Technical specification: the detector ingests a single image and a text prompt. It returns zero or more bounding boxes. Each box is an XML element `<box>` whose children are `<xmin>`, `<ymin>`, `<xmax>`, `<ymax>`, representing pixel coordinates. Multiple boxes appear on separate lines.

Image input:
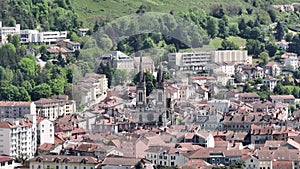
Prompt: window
<box><xmin>56</xmin><ymin>166</ymin><xmax>59</xmax><ymax>169</ymax></box>
<box><xmin>171</xmin><ymin>162</ymin><xmax>175</xmax><ymax>166</ymax></box>
<box><xmin>158</xmin><ymin>92</ymin><xmax>162</xmax><ymax>102</ymax></box>
<box><xmin>65</xmin><ymin>166</ymin><xmax>68</xmax><ymax>169</ymax></box>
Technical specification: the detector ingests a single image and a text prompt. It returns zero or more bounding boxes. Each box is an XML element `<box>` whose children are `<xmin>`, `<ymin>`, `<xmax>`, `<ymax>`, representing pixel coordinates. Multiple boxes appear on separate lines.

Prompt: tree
<box><xmin>285</xmin><ymin>33</ymin><xmax>293</xmax><ymax>42</ymax></box>
<box><xmin>221</xmin><ymin>40</ymin><xmax>239</xmax><ymax>50</ymax></box>
<box><xmin>275</xmin><ymin>22</ymin><xmax>284</xmax><ymax>41</ymax></box>
<box><xmin>265</xmin><ymin>42</ymin><xmax>278</xmax><ymax>57</ymax></box>
<box><xmin>218</xmin><ymin>20</ymin><xmax>229</xmax><ymax>39</ymax></box>
<box><xmin>259</xmin><ymin>52</ymin><xmax>270</xmax><ymax>64</ymax></box>
<box><xmin>31</xmin><ymin>83</ymin><xmax>52</xmax><ymax>101</ymax></box>
<box><xmin>18</xmin><ymin>58</ymin><xmax>37</xmax><ymax>77</ymax></box>
<box><xmin>7</xmin><ymin>34</ymin><xmax>20</xmax><ymax>48</ymax></box>
<box><xmin>229</xmin><ymin>23</ymin><xmax>239</xmax><ymax>36</ymax></box>
<box><xmin>246</xmin><ymin>39</ymin><xmax>263</xmax><ymax>57</ymax></box>
<box><xmin>134</xmin><ymin>161</ymin><xmax>144</xmax><ymax>169</ymax></box>
<box><xmin>206</xmin><ymin>17</ymin><xmax>218</xmax><ymax>38</ymax></box>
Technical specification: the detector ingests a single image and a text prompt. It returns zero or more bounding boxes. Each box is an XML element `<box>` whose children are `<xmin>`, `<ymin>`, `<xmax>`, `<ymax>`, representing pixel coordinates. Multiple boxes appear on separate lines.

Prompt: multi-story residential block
<box><xmin>265</xmin><ymin>62</ymin><xmax>281</xmax><ymax>77</ymax></box>
<box><xmin>207</xmin><ymin>100</ymin><xmax>230</xmax><ymax>113</ymax></box>
<box><xmin>29</xmin><ymin>155</ymin><xmax>99</xmax><ymax>169</ymax></box>
<box><xmin>168</xmin><ymin>52</ymin><xmax>211</xmax><ymax>71</ymax></box>
<box><xmin>208</xmin><ymin>62</ymin><xmax>235</xmax><ymax>76</ymax></box>
<box><xmin>239</xmin><ymin>93</ymin><xmax>261</xmax><ymax>103</ymax></box>
<box><xmin>74</xmin><ymin>73</ymin><xmax>108</xmax><ymax>107</ymax></box>
<box><xmin>284</xmin><ymin>53</ymin><xmax>299</xmax><ymax>70</ymax></box>
<box><xmin>184</xmin><ymin>132</ymin><xmax>215</xmax><ymax>147</ymax></box>
<box><xmin>0</xmin><ymin>101</ymin><xmax>36</xmax><ymax>118</ymax></box>
<box><xmin>251</xmin><ymin>124</ymin><xmax>273</xmax><ymax>145</ymax></box>
<box><xmin>263</xmin><ymin>77</ymin><xmax>278</xmax><ymax>92</ymax></box>
<box><xmin>0</xmin><ymin>119</ymin><xmax>37</xmax><ymax>159</ymax></box>
<box><xmin>0</xmin><ymin>155</ymin><xmax>15</xmax><ymax>169</ymax></box>
<box><xmin>20</xmin><ymin>30</ymin><xmax>67</xmax><ymax>44</ymax></box>
<box><xmin>34</xmin><ymin>97</ymin><xmax>76</xmax><ymax>121</ymax></box>
<box><xmin>100</xmin><ymin>51</ymin><xmax>134</xmax><ymax>70</ymax></box>
<box><xmin>211</xmin><ymin>50</ymin><xmax>252</xmax><ymax>64</ymax></box>
<box><xmin>0</xmin><ymin>21</ymin><xmax>20</xmax><ymax>44</ymax></box>
<box><xmin>37</xmin><ymin>118</ymin><xmax>54</xmax><ymax>146</ymax></box>
<box><xmin>145</xmin><ymin>146</ymin><xmax>189</xmax><ymax>167</ymax></box>
<box><xmin>269</xmin><ymin>95</ymin><xmax>295</xmax><ymax>104</ymax></box>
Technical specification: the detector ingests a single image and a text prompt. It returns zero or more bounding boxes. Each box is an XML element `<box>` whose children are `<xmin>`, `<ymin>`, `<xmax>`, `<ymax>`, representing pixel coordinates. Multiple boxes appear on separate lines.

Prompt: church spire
<box><xmin>157</xmin><ymin>58</ymin><xmax>164</xmax><ymax>89</ymax></box>
<box><xmin>139</xmin><ymin>54</ymin><xmax>144</xmax><ymax>83</ymax></box>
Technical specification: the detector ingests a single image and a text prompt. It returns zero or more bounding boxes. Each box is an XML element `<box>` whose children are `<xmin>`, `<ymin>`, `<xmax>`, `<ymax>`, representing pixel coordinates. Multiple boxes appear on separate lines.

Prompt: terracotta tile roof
<box><xmin>272</xmin><ymin>161</ymin><xmax>293</xmax><ymax>169</ymax></box>
<box><xmin>181</xmin><ymin>159</ymin><xmax>212</xmax><ymax>169</ymax></box>
<box><xmin>30</xmin><ymin>155</ymin><xmax>98</xmax><ymax>164</ymax></box>
<box><xmin>239</xmin><ymin>92</ymin><xmax>260</xmax><ymax>98</ymax></box>
<box><xmin>265</xmin><ymin>61</ymin><xmax>278</xmax><ymax>67</ymax></box>
<box><xmin>0</xmin><ymin>155</ymin><xmax>13</xmax><ymax>163</ymax></box>
<box><xmin>38</xmin><ymin>143</ymin><xmax>54</xmax><ymax>151</ymax></box>
<box><xmin>0</xmin><ymin>121</ymin><xmax>17</xmax><ymax>128</ymax></box>
<box><xmin>0</xmin><ymin>101</ymin><xmax>31</xmax><ymax>107</ymax></box>
<box><xmin>102</xmin><ymin>156</ymin><xmax>141</xmax><ymax>166</ymax></box>
<box><xmin>269</xmin><ymin>95</ymin><xmax>295</xmax><ymax>100</ymax></box>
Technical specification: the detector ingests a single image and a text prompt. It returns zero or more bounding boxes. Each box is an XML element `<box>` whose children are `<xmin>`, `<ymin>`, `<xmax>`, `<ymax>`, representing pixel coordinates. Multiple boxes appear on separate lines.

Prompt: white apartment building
<box><xmin>0</xmin><ymin>21</ymin><xmax>20</xmax><ymax>44</ymax></box>
<box><xmin>168</xmin><ymin>52</ymin><xmax>211</xmax><ymax>71</ymax></box>
<box><xmin>263</xmin><ymin>77</ymin><xmax>278</xmax><ymax>92</ymax></box>
<box><xmin>20</xmin><ymin>30</ymin><xmax>67</xmax><ymax>44</ymax></box>
<box><xmin>34</xmin><ymin>98</ymin><xmax>76</xmax><ymax>121</ymax></box>
<box><xmin>211</xmin><ymin>50</ymin><xmax>252</xmax><ymax>64</ymax></box>
<box><xmin>37</xmin><ymin>118</ymin><xmax>54</xmax><ymax>146</ymax></box>
<box><xmin>75</xmin><ymin>73</ymin><xmax>108</xmax><ymax>107</ymax></box>
<box><xmin>0</xmin><ymin>119</ymin><xmax>37</xmax><ymax>159</ymax></box>
<box><xmin>207</xmin><ymin>99</ymin><xmax>230</xmax><ymax>113</ymax></box>
<box><xmin>284</xmin><ymin>53</ymin><xmax>299</xmax><ymax>70</ymax></box>
<box><xmin>206</xmin><ymin>62</ymin><xmax>235</xmax><ymax>76</ymax></box>
<box><xmin>0</xmin><ymin>101</ymin><xmax>36</xmax><ymax>118</ymax></box>
<box><xmin>145</xmin><ymin>146</ymin><xmax>188</xmax><ymax>167</ymax></box>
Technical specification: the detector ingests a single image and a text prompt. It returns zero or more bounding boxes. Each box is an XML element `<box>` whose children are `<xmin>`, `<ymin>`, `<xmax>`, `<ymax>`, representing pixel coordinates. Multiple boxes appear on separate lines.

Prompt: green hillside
<box><xmin>71</xmin><ymin>0</ymin><xmax>298</xmax><ymax>27</ymax></box>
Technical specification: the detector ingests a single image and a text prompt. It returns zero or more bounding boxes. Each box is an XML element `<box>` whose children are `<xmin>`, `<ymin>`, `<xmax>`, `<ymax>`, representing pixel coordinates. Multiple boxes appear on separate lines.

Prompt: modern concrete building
<box><xmin>168</xmin><ymin>52</ymin><xmax>211</xmax><ymax>71</ymax></box>
<box><xmin>0</xmin><ymin>21</ymin><xmax>20</xmax><ymax>44</ymax></box>
<box><xmin>168</xmin><ymin>50</ymin><xmax>252</xmax><ymax>71</ymax></box>
<box><xmin>20</xmin><ymin>30</ymin><xmax>67</xmax><ymax>44</ymax></box>
<box><xmin>211</xmin><ymin>50</ymin><xmax>252</xmax><ymax>64</ymax></box>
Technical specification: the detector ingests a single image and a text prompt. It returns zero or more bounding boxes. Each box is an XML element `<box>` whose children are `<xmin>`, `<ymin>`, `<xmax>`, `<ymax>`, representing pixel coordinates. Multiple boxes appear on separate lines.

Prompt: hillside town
<box><xmin>2</xmin><ymin>1</ymin><xmax>300</xmax><ymax>169</ymax></box>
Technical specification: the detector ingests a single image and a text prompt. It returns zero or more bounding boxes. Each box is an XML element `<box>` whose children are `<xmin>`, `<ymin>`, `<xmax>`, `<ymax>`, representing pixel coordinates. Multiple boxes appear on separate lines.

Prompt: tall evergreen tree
<box><xmin>275</xmin><ymin>22</ymin><xmax>284</xmax><ymax>41</ymax></box>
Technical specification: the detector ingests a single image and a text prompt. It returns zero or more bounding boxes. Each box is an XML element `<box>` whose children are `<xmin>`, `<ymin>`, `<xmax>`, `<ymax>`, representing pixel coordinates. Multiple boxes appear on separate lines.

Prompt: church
<box><xmin>135</xmin><ymin>56</ymin><xmax>173</xmax><ymax>126</ymax></box>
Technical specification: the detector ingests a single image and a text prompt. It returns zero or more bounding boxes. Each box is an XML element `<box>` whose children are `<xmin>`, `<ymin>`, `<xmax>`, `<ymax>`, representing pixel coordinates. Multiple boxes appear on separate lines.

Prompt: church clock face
<box><xmin>147</xmin><ymin>114</ymin><xmax>154</xmax><ymax>122</ymax></box>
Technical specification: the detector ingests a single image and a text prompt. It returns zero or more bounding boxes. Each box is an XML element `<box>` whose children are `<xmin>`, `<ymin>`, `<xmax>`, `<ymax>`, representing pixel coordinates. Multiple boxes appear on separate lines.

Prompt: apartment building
<box><xmin>37</xmin><ymin>118</ymin><xmax>54</xmax><ymax>146</ymax></box>
<box><xmin>20</xmin><ymin>30</ymin><xmax>67</xmax><ymax>44</ymax></box>
<box><xmin>168</xmin><ymin>50</ymin><xmax>251</xmax><ymax>71</ymax></box>
<box><xmin>34</xmin><ymin>98</ymin><xmax>76</xmax><ymax>121</ymax></box>
<box><xmin>0</xmin><ymin>120</ymin><xmax>37</xmax><ymax>159</ymax></box>
<box><xmin>168</xmin><ymin>52</ymin><xmax>211</xmax><ymax>71</ymax></box>
<box><xmin>211</xmin><ymin>50</ymin><xmax>252</xmax><ymax>64</ymax></box>
<box><xmin>74</xmin><ymin>73</ymin><xmax>108</xmax><ymax>107</ymax></box>
<box><xmin>0</xmin><ymin>21</ymin><xmax>20</xmax><ymax>44</ymax></box>
<box><xmin>284</xmin><ymin>53</ymin><xmax>299</xmax><ymax>70</ymax></box>
<box><xmin>0</xmin><ymin>101</ymin><xmax>36</xmax><ymax>118</ymax></box>
<box><xmin>29</xmin><ymin>155</ymin><xmax>99</xmax><ymax>169</ymax></box>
